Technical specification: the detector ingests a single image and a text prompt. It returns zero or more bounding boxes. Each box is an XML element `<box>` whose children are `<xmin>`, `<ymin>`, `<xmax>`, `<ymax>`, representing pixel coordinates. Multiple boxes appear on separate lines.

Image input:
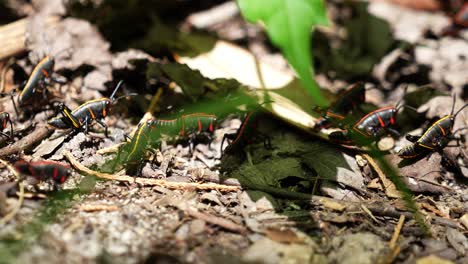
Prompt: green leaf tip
<box><xmin>238</xmin><ymin>0</ymin><xmax>330</xmax><ymax>107</ymax></box>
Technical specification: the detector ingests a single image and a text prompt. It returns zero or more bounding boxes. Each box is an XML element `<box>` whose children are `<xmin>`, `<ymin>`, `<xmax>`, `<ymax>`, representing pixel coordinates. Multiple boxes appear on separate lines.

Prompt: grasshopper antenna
<box><xmin>0</xmin><ymin>88</ymin><xmax>19</xmax><ymax>117</ymax></box>
<box><xmin>110</xmin><ymin>80</ymin><xmax>124</xmax><ymax>101</ymax></box>
<box><xmin>113</xmin><ymin>93</ymin><xmax>138</xmax><ymax>103</ymax></box>
<box><xmin>8</xmin><ymin>116</ymin><xmax>13</xmax><ymax>140</ymax></box>
<box><xmin>453</xmin><ymin>103</ymin><xmax>468</xmax><ymax>118</ymax></box>
<box><xmin>395</xmin><ymin>85</ymin><xmax>409</xmax><ymax>112</ymax></box>
<box><xmin>450</xmin><ymin>94</ymin><xmax>456</xmax><ymax>116</ymax></box>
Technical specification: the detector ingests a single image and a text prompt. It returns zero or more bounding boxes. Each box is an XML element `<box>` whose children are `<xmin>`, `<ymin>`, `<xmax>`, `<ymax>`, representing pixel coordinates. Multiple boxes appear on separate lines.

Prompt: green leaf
<box><xmin>237</xmin><ymin>0</ymin><xmax>329</xmax><ymax>107</ymax></box>
<box><xmin>146</xmin><ymin>62</ymin><xmax>246</xmax><ymax>103</ymax></box>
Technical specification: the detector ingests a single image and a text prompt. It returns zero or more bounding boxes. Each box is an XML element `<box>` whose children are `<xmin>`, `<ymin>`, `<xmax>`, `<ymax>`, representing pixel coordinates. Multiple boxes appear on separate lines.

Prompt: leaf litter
<box><xmin>0</xmin><ymin>0</ymin><xmax>467</xmax><ymax>263</ymax></box>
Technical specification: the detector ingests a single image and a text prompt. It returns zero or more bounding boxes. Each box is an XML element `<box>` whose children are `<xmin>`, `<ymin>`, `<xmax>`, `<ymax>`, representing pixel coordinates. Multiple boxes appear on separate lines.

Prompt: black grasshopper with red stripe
<box><xmin>352</xmin><ymin>105</ymin><xmax>402</xmax><ymax>139</ymax></box>
<box><xmin>328</xmin><ymin>89</ymin><xmax>417</xmax><ymax>145</ymax></box>
<box><xmin>0</xmin><ymin>112</ymin><xmax>13</xmax><ymax>140</ymax></box>
<box><xmin>48</xmin><ymin>81</ymin><xmax>126</xmax><ymax>137</ymax></box>
<box><xmin>117</xmin><ymin>113</ymin><xmax>217</xmax><ymax>175</ymax></box>
<box><xmin>329</xmin><ymin>105</ymin><xmax>403</xmax><ymax>145</ymax></box>
<box><xmin>14</xmin><ymin>160</ymin><xmax>71</xmax><ymax>186</ymax></box>
<box><xmin>398</xmin><ymin>98</ymin><xmax>468</xmax><ymax>159</ymax></box>
<box><xmin>221</xmin><ymin>112</ymin><xmax>271</xmax><ymax>155</ymax></box>
<box><xmin>314</xmin><ymin>82</ymin><xmax>366</xmax><ymax>130</ymax></box>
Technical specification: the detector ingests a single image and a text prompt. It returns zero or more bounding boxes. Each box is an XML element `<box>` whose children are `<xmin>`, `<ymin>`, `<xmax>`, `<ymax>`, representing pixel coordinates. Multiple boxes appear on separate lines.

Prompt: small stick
<box><xmin>182</xmin><ymin>206</ymin><xmax>247</xmax><ymax>233</ymax></box>
<box><xmin>78</xmin><ymin>204</ymin><xmax>120</xmax><ymax>212</ymax></box>
<box><xmin>361</xmin><ymin>204</ymin><xmax>382</xmax><ymax>225</ymax></box>
<box><xmin>385</xmin><ymin>214</ymin><xmax>405</xmax><ymax>263</ymax></box>
<box><xmin>0</xmin><ymin>125</ymin><xmax>53</xmax><ymax>157</ymax></box>
<box><xmin>147</xmin><ymin>87</ymin><xmax>164</xmax><ymax>114</ymax></box>
<box><xmin>390</xmin><ymin>214</ymin><xmax>405</xmax><ymax>250</ymax></box>
<box><xmin>63</xmin><ymin>150</ymin><xmax>240</xmax><ymax>192</ymax></box>
<box><xmin>0</xmin><ymin>159</ymin><xmax>24</xmax><ymax>225</ymax></box>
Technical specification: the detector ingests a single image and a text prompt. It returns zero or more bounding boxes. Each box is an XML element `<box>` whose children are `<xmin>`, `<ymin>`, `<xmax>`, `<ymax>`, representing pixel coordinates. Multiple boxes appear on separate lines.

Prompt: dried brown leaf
<box><xmin>264</xmin><ymin>228</ymin><xmax>304</xmax><ymax>244</ymax></box>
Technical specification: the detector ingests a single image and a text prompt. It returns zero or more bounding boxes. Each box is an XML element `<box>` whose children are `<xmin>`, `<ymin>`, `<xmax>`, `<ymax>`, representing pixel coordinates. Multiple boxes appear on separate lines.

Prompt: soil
<box><xmin>0</xmin><ymin>1</ymin><xmax>467</xmax><ymax>264</ymax></box>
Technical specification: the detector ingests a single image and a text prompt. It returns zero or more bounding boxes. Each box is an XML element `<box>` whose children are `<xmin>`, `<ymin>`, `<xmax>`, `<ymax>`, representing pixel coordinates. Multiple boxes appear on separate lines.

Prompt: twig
<box><xmin>78</xmin><ymin>204</ymin><xmax>120</xmax><ymax>212</ymax></box>
<box><xmin>390</xmin><ymin>215</ymin><xmax>405</xmax><ymax>250</ymax></box>
<box><xmin>183</xmin><ymin>206</ymin><xmax>247</xmax><ymax>233</ymax></box>
<box><xmin>63</xmin><ymin>150</ymin><xmax>240</xmax><ymax>192</ymax></box>
<box><xmin>0</xmin><ymin>158</ymin><xmax>20</xmax><ymax>179</ymax></box>
<box><xmin>336</xmin><ymin>198</ymin><xmax>414</xmax><ymax>220</ymax></box>
<box><xmin>0</xmin><ymin>125</ymin><xmax>53</xmax><ymax>157</ymax></box>
<box><xmin>363</xmin><ymin>154</ymin><xmax>401</xmax><ymax>198</ymax></box>
<box><xmin>385</xmin><ymin>215</ymin><xmax>405</xmax><ymax>264</ymax></box>
<box><xmin>147</xmin><ymin>87</ymin><xmax>164</xmax><ymax>114</ymax></box>
<box><xmin>361</xmin><ymin>204</ymin><xmax>383</xmax><ymax>225</ymax></box>
<box><xmin>0</xmin><ymin>158</ymin><xmax>24</xmax><ymax>225</ymax></box>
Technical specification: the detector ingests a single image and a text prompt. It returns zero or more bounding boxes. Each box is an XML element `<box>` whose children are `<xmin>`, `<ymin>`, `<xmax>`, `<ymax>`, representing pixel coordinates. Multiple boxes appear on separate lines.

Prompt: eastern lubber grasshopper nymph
<box><xmin>398</xmin><ymin>98</ymin><xmax>468</xmax><ymax>159</ymax></box>
<box><xmin>314</xmin><ymin>82</ymin><xmax>366</xmax><ymax>129</ymax></box>
<box><xmin>116</xmin><ymin>113</ymin><xmax>217</xmax><ymax>175</ymax></box>
<box><xmin>123</xmin><ymin>120</ymin><xmax>155</xmax><ymax>175</ymax></box>
<box><xmin>352</xmin><ymin>105</ymin><xmax>402</xmax><ymax>139</ymax></box>
<box><xmin>5</xmin><ymin>55</ymin><xmax>66</xmax><ymax>115</ymax></box>
<box><xmin>14</xmin><ymin>160</ymin><xmax>71</xmax><ymax>186</ymax></box>
<box><xmin>328</xmin><ymin>88</ymin><xmax>418</xmax><ymax>145</ymax></box>
<box><xmin>48</xmin><ymin>80</ymin><xmax>126</xmax><ymax>136</ymax></box>
<box><xmin>19</xmin><ymin>55</ymin><xmax>56</xmax><ymax>107</ymax></box>
<box><xmin>329</xmin><ymin>105</ymin><xmax>403</xmax><ymax>144</ymax></box>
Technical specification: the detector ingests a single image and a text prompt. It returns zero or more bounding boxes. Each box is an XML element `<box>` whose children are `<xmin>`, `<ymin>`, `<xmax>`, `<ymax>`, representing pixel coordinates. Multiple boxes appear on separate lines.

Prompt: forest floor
<box><xmin>0</xmin><ymin>0</ymin><xmax>467</xmax><ymax>263</ymax></box>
